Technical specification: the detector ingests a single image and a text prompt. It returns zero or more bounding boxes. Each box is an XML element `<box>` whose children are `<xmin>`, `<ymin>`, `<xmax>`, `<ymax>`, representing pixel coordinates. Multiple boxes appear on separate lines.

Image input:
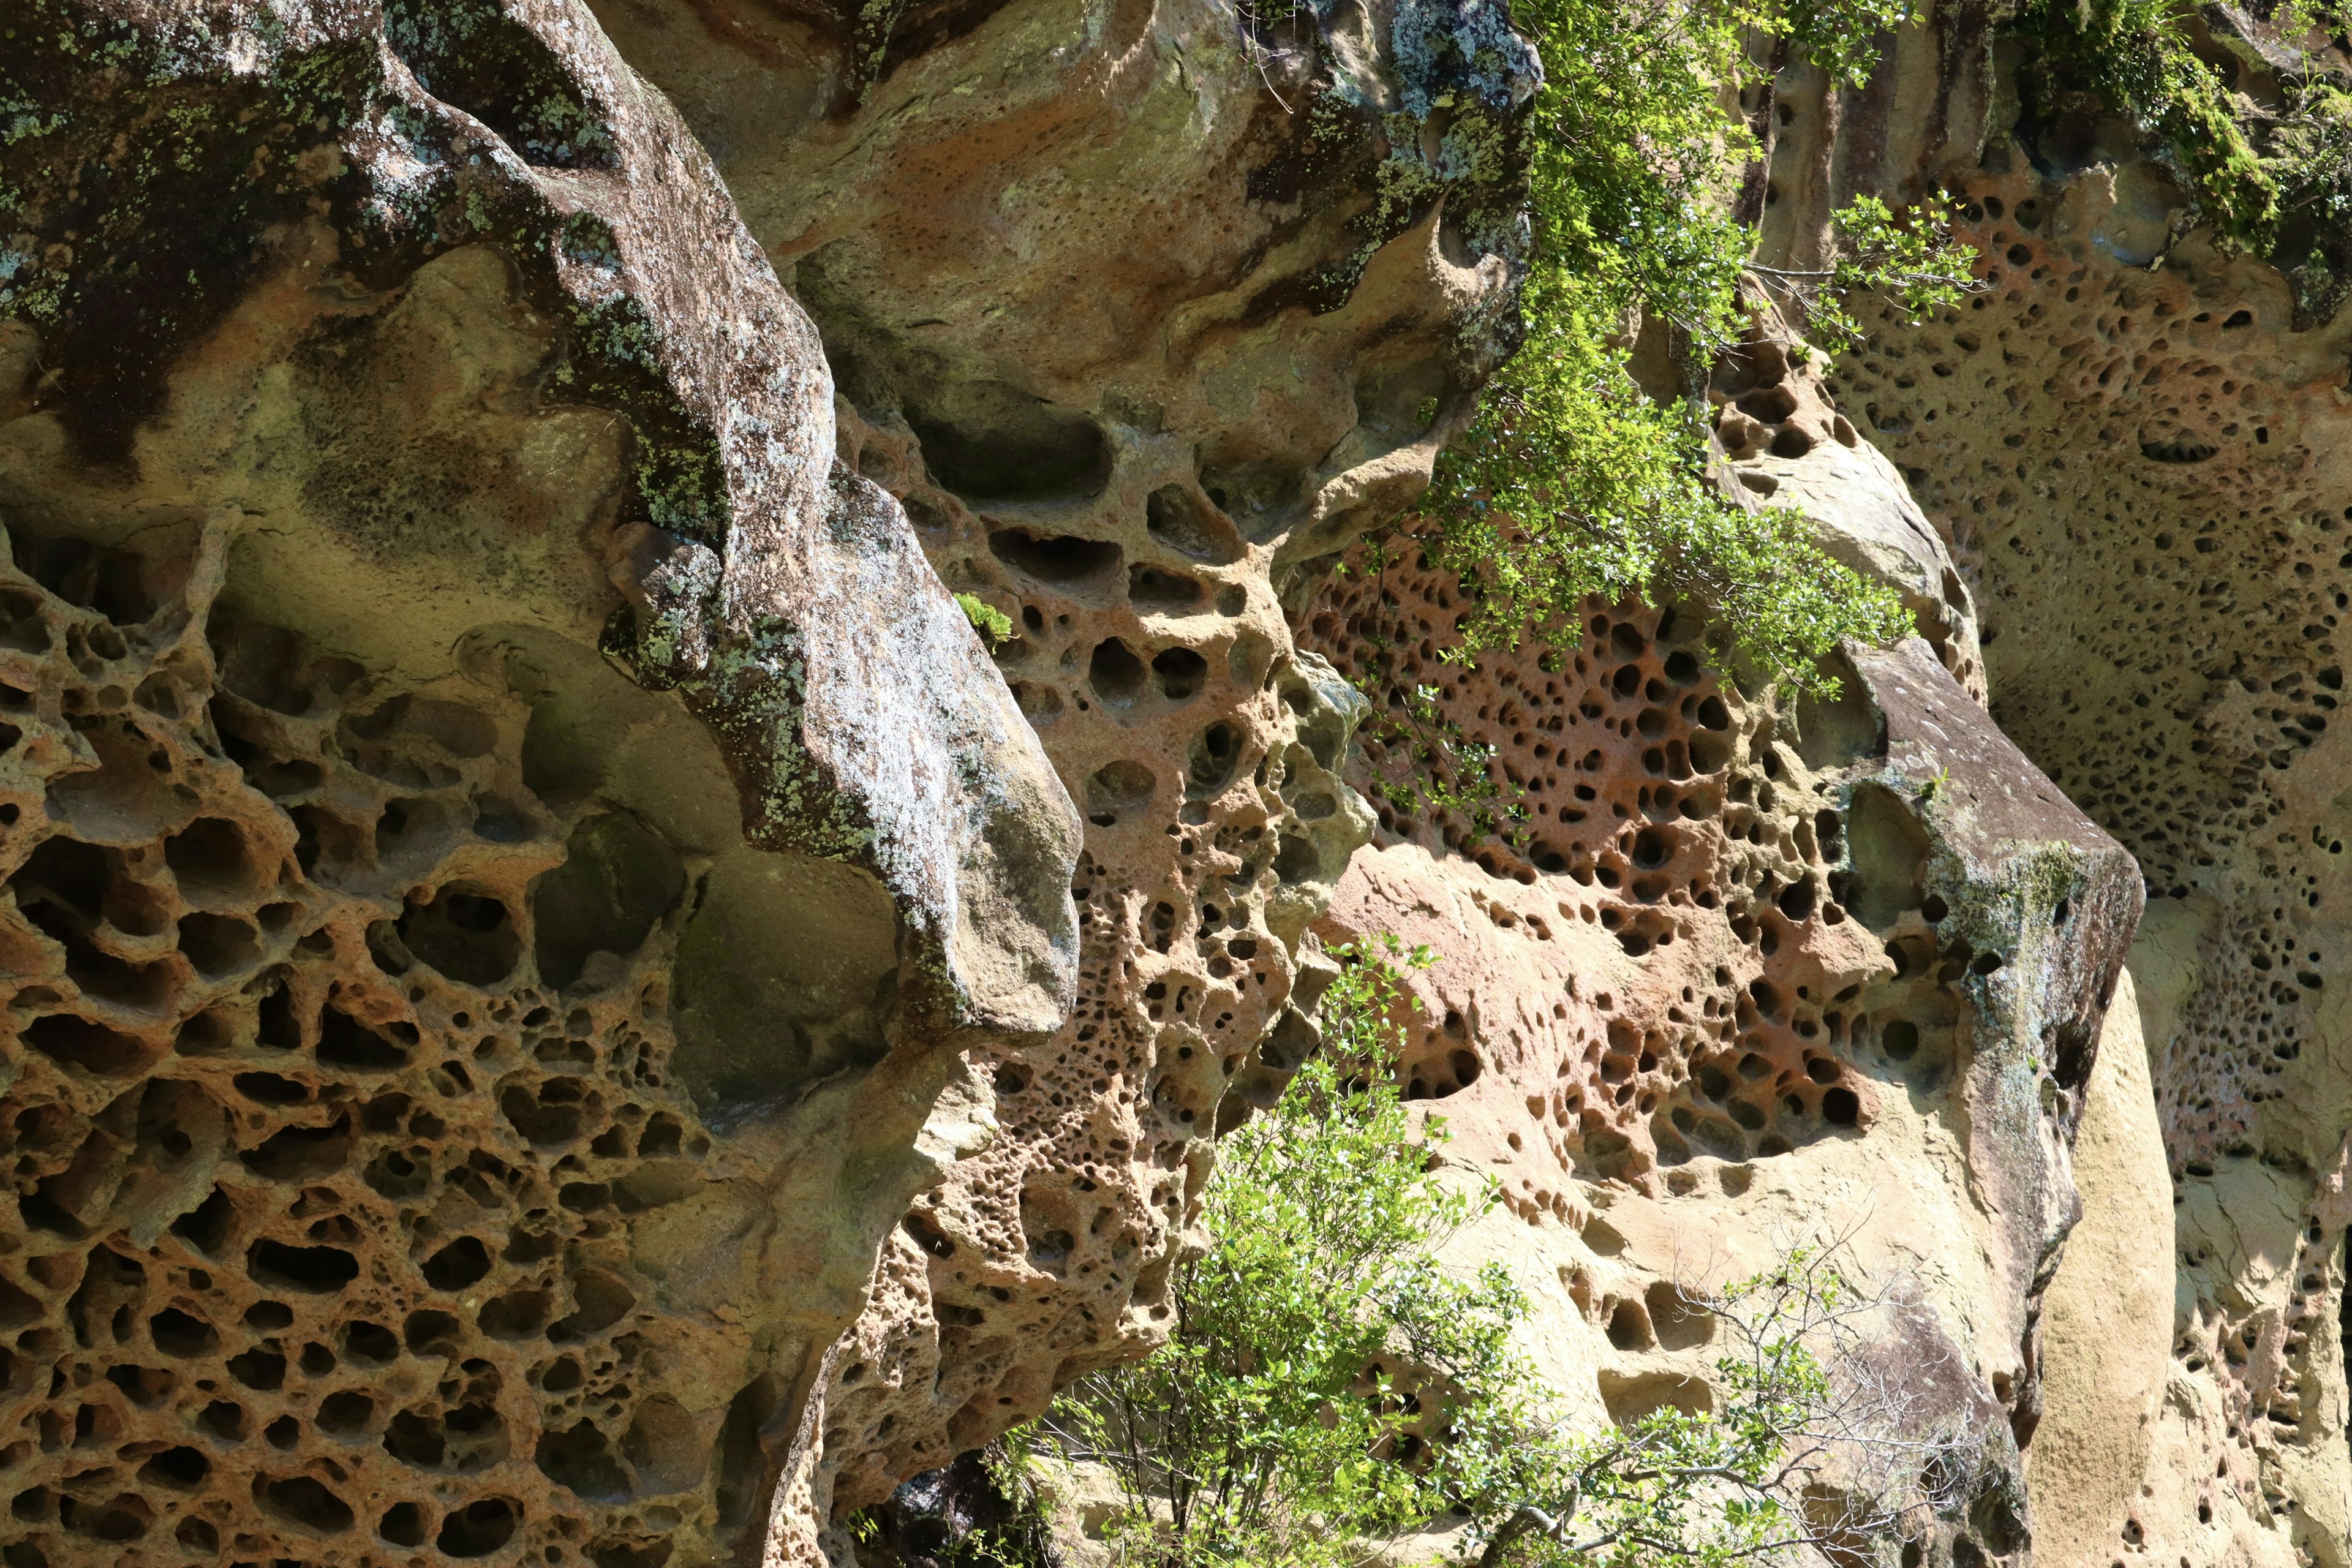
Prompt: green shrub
<box><xmin>1405</xmin><ymin>0</ymin><xmax>1969</xmax><ymax>703</ymax></box>
<box><xmin>1015</xmin><ymin>940</ymin><xmax>1972</xmax><ymax>1568</ymax></box>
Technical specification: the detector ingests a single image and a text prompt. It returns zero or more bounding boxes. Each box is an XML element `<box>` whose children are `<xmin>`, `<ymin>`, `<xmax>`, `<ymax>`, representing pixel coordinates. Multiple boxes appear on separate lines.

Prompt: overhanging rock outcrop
<box><xmin>0</xmin><ymin>0</ymin><xmax>1543</xmax><ymax>1562</ymax></box>
<box><xmin>581</xmin><ymin>0</ymin><xmax>1542</xmax><ymax>1547</ymax></box>
<box><xmin>0</xmin><ymin>4</ymin><xmax>1083</xmax><ymax>1565</ymax></box>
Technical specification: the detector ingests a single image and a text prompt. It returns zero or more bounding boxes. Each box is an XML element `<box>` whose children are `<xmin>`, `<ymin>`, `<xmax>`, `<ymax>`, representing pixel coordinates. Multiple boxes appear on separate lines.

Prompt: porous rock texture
<box><xmin>581</xmin><ymin>0</ymin><xmax>1540</xmax><ymax>1551</ymax></box>
<box><xmin>1300</xmin><ymin>527</ymin><xmax>2141</xmax><ymax>1560</ymax></box>
<box><xmin>0</xmin><ymin>2</ymin><xmax>1093</xmax><ymax>1565</ymax></box>
<box><xmin>1305</xmin><ymin>3</ymin><xmax>2352</xmax><ymax>1563</ymax></box>
<box><xmin>20</xmin><ymin>0</ymin><xmax>2352</xmax><ymax>1564</ymax></box>
<box><xmin>0</xmin><ymin>0</ymin><xmax>1537</xmax><ymax>1564</ymax></box>
<box><xmin>1794</xmin><ymin>5</ymin><xmax>2352</xmax><ymax>1559</ymax></box>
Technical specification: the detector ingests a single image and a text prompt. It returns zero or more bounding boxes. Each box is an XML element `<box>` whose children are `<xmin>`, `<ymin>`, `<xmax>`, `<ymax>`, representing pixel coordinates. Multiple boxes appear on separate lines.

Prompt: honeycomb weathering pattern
<box><xmin>0</xmin><ymin>519</ymin><xmax>748</xmax><ymax>1567</ymax></box>
<box><xmin>1293</xmin><ymin>311</ymin><xmax>2141</xmax><ymax>1561</ymax></box>
<box><xmin>0</xmin><ymin>0</ymin><xmax>1545</xmax><ymax>1561</ymax></box>
<box><xmin>1831</xmin><ymin>151</ymin><xmax>2352</xmax><ymax>1559</ymax></box>
<box><xmin>1693</xmin><ymin>0</ymin><xmax>2352</xmax><ymax>1547</ymax></box>
<box><xmin>1297</xmin><ymin>560</ymin><xmax>2135</xmax><ymax>1201</ymax></box>
<box><xmin>1297</xmin><ymin>574</ymin><xmax>2140</xmax><ymax>1556</ymax></box>
<box><xmin>0</xmin><ymin>2</ymin><xmax>1109</xmax><ymax>1565</ymax></box>
<box><xmin>573</xmin><ymin>0</ymin><xmax>1548</xmax><ymax>1542</ymax></box>
<box><xmin>17</xmin><ymin>0</ymin><xmax>2335</xmax><ymax>1561</ymax></box>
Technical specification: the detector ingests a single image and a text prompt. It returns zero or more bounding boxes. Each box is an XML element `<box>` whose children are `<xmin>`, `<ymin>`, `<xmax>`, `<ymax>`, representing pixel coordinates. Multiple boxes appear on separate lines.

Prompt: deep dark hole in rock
<box><xmin>317</xmin><ymin>1005</ymin><xmax>411</xmax><ymax>1071</ymax></box>
<box><xmin>246</xmin><ymin>1239</ymin><xmax>360</xmax><ymax>1293</ymax></box>
<box><xmin>424</xmin><ymin>1236</ymin><xmax>494</xmax><ymax>1291</ymax></box>
<box><xmin>532</xmin><ymin>812</ymin><xmax>686</xmax><ymax>992</ymax></box>
<box><xmin>909</xmin><ymin>385</ymin><xmax>1107</xmax><ymax>499</ymax></box>
<box><xmin>988</xmin><ymin>528</ymin><xmax>1121</xmax><ymax>584</ymax></box>
<box><xmin>1150</xmin><ymin>646</ymin><xmax>1208</xmax><ymax>699</ymax></box>
<box><xmin>148</xmin><ymin>1308</ymin><xmax>218</xmax><ymax>1358</ymax></box>
<box><xmin>1273</xmin><ymin>833</ymin><xmax>1319</xmax><ymax>884</ymax></box>
<box><xmin>437</xmin><ymin>1498</ymin><xmax>520</xmax><ymax>1557</ymax></box>
<box><xmin>1090</xmin><ymin>639</ymin><xmax>1146</xmax><ymax>705</ymax></box>
<box><xmin>9</xmin><ymin>532</ymin><xmax>157</xmax><ymax>623</ymax></box>
<box><xmin>346</xmin><ymin>1321</ymin><xmax>399</xmax><ymax>1362</ymax></box>
<box><xmin>137</xmin><ymin>1446</ymin><xmax>210</xmax><ymax>1490</ymax></box>
<box><xmin>405</xmin><ymin>1308</ymin><xmax>462</xmax><ymax>1355</ymax></box>
<box><xmin>255</xmin><ymin>1474</ymin><xmax>353</xmax><ymax>1534</ymax></box>
<box><xmin>538</xmin><ymin>1420</ymin><xmax>631</xmax><ymax>1499</ymax></box>
<box><xmin>714</xmin><ymin>1376</ymin><xmax>781</xmax><ymax>1534</ymax></box>
<box><xmin>23</xmin><ymin>1013</ymin><xmax>149</xmax><ymax>1077</ymax></box>
<box><xmin>1188</xmin><ymin>722</ymin><xmax>1243</xmax><ymax>796</ymax></box>
<box><xmin>318</xmin><ymin>1390</ymin><xmax>374</xmax><ymax>1436</ymax></box>
<box><xmin>1131</xmin><ymin>563</ymin><xmax>1205</xmax><ymax>607</ymax></box>
<box><xmin>380</xmin><ymin>1501</ymin><xmax>428</xmax><ymax>1547</ymax></box>
<box><xmin>398</xmin><ymin>886</ymin><xmax>520</xmax><ymax>987</ymax></box>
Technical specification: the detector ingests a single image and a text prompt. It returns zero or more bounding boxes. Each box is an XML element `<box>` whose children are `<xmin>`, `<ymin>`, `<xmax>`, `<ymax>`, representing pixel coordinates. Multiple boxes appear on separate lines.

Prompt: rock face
<box><xmin>0</xmin><ymin>4</ymin><xmax>1084</xmax><ymax>1564</ymax></box>
<box><xmin>12</xmin><ymin>0</ymin><xmax>2352</xmax><ymax>1564</ymax></box>
<box><xmin>2024</xmin><ymin>967</ymin><xmax>2174</xmax><ymax>1568</ymax></box>
<box><xmin>579</xmin><ymin>0</ymin><xmax>1540</xmax><ymax>1550</ymax></box>
<box><xmin>1299</xmin><ymin>559</ymin><xmax>2141</xmax><ymax>1559</ymax></box>
<box><xmin>0</xmin><ymin>0</ymin><xmax>1532</xmax><ymax>1564</ymax></box>
<box><xmin>1785</xmin><ymin>7</ymin><xmax>2352</xmax><ymax>1559</ymax></box>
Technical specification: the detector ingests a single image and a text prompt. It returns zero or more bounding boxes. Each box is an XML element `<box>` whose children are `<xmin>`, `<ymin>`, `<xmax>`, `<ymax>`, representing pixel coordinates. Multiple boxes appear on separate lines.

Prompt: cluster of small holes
<box><xmin>1832</xmin><ymin>179</ymin><xmax>2348</xmax><ymax>1175</ymax></box>
<box><xmin>1298</xmin><ymin>562</ymin><xmax>1902</xmax><ymax>1199</ymax></box>
<box><xmin>816</xmin><ymin>413</ymin><xmax>1369</xmax><ymax>1506</ymax></box>
<box><xmin>2178</xmin><ymin>1215</ymin><xmax>2343</xmax><ymax>1449</ymax></box>
<box><xmin>1827</xmin><ymin>172</ymin><xmax>2352</xmax><ymax>1515</ymax></box>
<box><xmin>0</xmin><ymin>521</ymin><xmax>751</xmax><ymax>1568</ymax></box>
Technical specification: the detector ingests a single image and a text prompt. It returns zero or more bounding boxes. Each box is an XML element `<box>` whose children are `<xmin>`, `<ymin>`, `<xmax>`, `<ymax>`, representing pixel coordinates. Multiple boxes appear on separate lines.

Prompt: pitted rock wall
<box><xmin>10</xmin><ymin>0</ymin><xmax>2340</xmax><ymax>1564</ymax></box>
<box><xmin>580</xmin><ymin>0</ymin><xmax>1544</xmax><ymax>1547</ymax></box>
<box><xmin>1755</xmin><ymin>7</ymin><xmax>2352</xmax><ymax>1559</ymax></box>
<box><xmin>0</xmin><ymin>4</ymin><xmax>1100</xmax><ymax>1566</ymax></box>
<box><xmin>1298</xmin><ymin>540</ymin><xmax>2139</xmax><ymax>1563</ymax></box>
<box><xmin>0</xmin><ymin>0</ymin><xmax>1544</xmax><ymax>1563</ymax></box>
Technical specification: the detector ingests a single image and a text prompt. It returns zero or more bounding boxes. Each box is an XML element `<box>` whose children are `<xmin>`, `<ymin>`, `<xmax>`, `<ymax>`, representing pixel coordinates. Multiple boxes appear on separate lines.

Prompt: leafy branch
<box><xmin>1003</xmin><ymin>941</ymin><xmax>1985</xmax><ymax>1568</ymax></box>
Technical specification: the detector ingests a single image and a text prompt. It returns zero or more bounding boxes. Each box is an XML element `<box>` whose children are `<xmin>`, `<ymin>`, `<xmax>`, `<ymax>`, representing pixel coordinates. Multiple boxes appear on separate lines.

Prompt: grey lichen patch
<box><xmin>1386</xmin><ymin>0</ymin><xmax>1539</xmax><ymax>118</ymax></box>
<box><xmin>382</xmin><ymin>0</ymin><xmax>619</xmax><ymax>170</ymax></box>
<box><xmin>1234</xmin><ymin>0</ymin><xmax>1537</xmax><ymax>319</ymax></box>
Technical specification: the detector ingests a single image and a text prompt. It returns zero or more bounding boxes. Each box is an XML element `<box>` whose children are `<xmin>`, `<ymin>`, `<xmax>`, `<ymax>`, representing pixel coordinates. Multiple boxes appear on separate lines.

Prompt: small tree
<box><xmin>1014</xmin><ymin>940</ymin><xmax>1976</xmax><ymax>1568</ymax></box>
<box><xmin>1478</xmin><ymin>1247</ymin><xmax>1978</xmax><ymax>1567</ymax></box>
<box><xmin>1025</xmin><ymin>940</ymin><xmax>1531</xmax><ymax>1568</ymax></box>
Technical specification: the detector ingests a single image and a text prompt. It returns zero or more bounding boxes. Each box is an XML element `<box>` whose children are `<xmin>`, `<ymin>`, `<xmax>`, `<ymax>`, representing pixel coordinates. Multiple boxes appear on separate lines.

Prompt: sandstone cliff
<box><xmin>0</xmin><ymin>1</ymin><xmax>2347</xmax><ymax>1566</ymax></box>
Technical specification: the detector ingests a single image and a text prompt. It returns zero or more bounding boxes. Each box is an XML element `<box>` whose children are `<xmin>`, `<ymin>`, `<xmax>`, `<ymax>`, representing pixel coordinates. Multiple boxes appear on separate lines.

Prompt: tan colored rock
<box><xmin>2026</xmin><ymin>967</ymin><xmax>2173</xmax><ymax>1568</ymax></box>
<box><xmin>1303</xmin><ymin>499</ymin><xmax>2141</xmax><ymax>1560</ymax></box>
<box><xmin>1777</xmin><ymin>6</ymin><xmax>2352</xmax><ymax>1549</ymax></box>
<box><xmin>0</xmin><ymin>5</ymin><xmax>1093</xmax><ymax>1566</ymax></box>
<box><xmin>24</xmin><ymin>0</ymin><xmax>2352</xmax><ymax>1564</ymax></box>
<box><xmin>581</xmin><ymin>0</ymin><xmax>1547</xmax><ymax>1538</ymax></box>
<box><xmin>0</xmin><ymin>0</ymin><xmax>1545</xmax><ymax>1561</ymax></box>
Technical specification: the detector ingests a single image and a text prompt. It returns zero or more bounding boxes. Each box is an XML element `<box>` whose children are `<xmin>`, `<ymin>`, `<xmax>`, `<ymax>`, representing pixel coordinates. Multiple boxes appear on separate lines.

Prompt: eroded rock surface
<box><xmin>1300</xmin><ymin>527</ymin><xmax>2139</xmax><ymax>1557</ymax></box>
<box><xmin>15</xmin><ymin>0</ymin><xmax>2352</xmax><ymax>1562</ymax></box>
<box><xmin>579</xmin><ymin>0</ymin><xmax>1542</xmax><ymax>1546</ymax></box>
<box><xmin>0</xmin><ymin>4</ymin><xmax>1085</xmax><ymax>1565</ymax></box>
<box><xmin>0</xmin><ymin>0</ymin><xmax>1541</xmax><ymax>1562</ymax></box>
<box><xmin>1771</xmin><ymin>7</ymin><xmax>2352</xmax><ymax>1559</ymax></box>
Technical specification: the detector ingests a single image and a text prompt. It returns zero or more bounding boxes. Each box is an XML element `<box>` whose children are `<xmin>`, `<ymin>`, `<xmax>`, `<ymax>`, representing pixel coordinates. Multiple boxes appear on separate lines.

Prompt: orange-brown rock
<box><xmin>1298</xmin><ymin>508</ymin><xmax>2140</xmax><ymax>1555</ymax></box>
<box><xmin>21</xmin><ymin>0</ymin><xmax>2352</xmax><ymax>1563</ymax></box>
<box><xmin>0</xmin><ymin>5</ymin><xmax>1087</xmax><ymax>1565</ymax></box>
<box><xmin>0</xmin><ymin>0</ymin><xmax>1535</xmax><ymax>1564</ymax></box>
